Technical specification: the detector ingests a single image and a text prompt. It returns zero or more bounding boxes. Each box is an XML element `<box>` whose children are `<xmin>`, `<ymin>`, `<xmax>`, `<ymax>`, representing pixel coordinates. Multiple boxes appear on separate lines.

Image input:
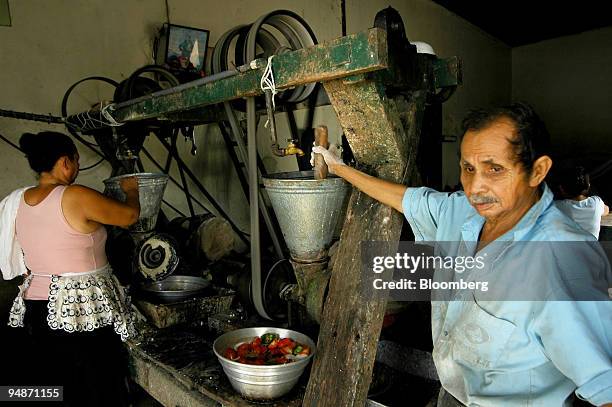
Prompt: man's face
<box><xmin>460</xmin><ymin>118</ymin><xmax>536</xmax><ymax>222</ymax></box>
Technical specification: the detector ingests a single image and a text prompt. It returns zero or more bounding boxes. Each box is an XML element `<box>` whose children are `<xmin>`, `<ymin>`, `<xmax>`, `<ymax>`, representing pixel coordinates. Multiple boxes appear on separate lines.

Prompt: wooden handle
<box><xmin>314</xmin><ymin>126</ymin><xmax>329</xmax><ymax>180</ymax></box>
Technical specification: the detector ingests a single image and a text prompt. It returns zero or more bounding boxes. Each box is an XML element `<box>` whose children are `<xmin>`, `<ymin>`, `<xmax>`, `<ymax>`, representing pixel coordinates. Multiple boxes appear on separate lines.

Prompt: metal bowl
<box><xmin>139</xmin><ymin>275</ymin><xmax>211</xmax><ymax>303</ymax></box>
<box><xmin>213</xmin><ymin>327</ymin><xmax>316</xmax><ymax>400</ymax></box>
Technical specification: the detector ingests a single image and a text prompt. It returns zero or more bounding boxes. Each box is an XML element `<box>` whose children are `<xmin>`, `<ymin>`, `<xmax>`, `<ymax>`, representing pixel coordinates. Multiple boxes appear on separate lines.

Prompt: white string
<box><xmin>260</xmin><ymin>55</ymin><xmax>277</xmax><ymax>128</ymax></box>
<box><xmin>101</xmin><ymin>104</ymin><xmax>124</xmax><ymax>127</ymax></box>
<box><xmin>66</xmin><ymin>105</ymin><xmax>123</xmax><ymax>132</ymax></box>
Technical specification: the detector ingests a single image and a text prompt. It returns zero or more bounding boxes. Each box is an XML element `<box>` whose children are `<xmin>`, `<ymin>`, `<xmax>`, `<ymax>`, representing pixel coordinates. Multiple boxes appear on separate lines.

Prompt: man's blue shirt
<box><xmin>402</xmin><ymin>184</ymin><xmax>612</xmax><ymax>406</ymax></box>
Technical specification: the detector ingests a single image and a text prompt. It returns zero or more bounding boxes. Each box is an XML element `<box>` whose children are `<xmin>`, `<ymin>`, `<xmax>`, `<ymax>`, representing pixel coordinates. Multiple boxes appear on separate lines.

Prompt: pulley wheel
<box><xmin>135</xmin><ymin>233</ymin><xmax>180</xmax><ymax>281</ymax></box>
<box><xmin>262</xmin><ymin>259</ymin><xmax>295</xmax><ymax>320</ymax></box>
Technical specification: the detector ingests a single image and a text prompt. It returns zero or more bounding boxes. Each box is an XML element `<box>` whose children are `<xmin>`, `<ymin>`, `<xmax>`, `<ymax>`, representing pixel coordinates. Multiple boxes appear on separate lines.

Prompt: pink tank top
<box><xmin>15</xmin><ymin>186</ymin><xmax>108</xmax><ymax>300</ymax></box>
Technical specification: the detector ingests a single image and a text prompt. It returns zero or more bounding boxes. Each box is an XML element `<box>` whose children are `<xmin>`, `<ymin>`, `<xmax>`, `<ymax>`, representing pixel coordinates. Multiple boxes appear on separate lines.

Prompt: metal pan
<box><xmin>139</xmin><ymin>275</ymin><xmax>211</xmax><ymax>303</ymax></box>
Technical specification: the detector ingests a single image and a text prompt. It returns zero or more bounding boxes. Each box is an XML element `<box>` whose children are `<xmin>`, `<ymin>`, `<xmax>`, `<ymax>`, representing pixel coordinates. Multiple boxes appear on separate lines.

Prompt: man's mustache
<box><xmin>469</xmin><ymin>195</ymin><xmax>498</xmax><ymax>205</ymax></box>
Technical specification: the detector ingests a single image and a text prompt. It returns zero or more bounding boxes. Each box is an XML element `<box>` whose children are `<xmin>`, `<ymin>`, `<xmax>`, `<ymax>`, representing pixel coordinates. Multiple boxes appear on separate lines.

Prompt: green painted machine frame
<box><xmin>67</xmin><ymin>28</ymin><xmax>459</xmax><ymax>126</ymax></box>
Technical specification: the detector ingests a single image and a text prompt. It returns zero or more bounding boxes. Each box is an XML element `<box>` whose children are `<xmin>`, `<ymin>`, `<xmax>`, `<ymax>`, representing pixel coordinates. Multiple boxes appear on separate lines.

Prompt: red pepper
<box><xmin>236</xmin><ymin>343</ymin><xmax>251</xmax><ymax>357</ymax></box>
<box><xmin>250</xmin><ymin>344</ymin><xmax>267</xmax><ymax>355</ymax></box>
<box><xmin>277</xmin><ymin>338</ymin><xmax>294</xmax><ymax>348</ymax></box>
<box><xmin>230</xmin><ymin>337</ymin><xmax>307</xmax><ymax>365</ymax></box>
<box><xmin>280</xmin><ymin>346</ymin><xmax>294</xmax><ymax>355</ymax></box>
<box><xmin>270</xmin><ymin>347</ymin><xmax>283</xmax><ymax>356</ymax></box>
<box><xmin>223</xmin><ymin>348</ymin><xmax>238</xmax><ymax>360</ymax></box>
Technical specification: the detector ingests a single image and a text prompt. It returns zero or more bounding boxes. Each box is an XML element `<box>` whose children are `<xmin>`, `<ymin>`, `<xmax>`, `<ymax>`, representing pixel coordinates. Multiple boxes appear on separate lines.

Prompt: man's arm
<box><xmin>331</xmin><ymin>163</ymin><xmax>407</xmax><ymax>213</ymax></box>
<box><xmin>314</xmin><ymin>144</ymin><xmax>450</xmax><ymax>241</ymax></box>
<box><xmin>535</xmin><ymin>300</ymin><xmax>612</xmax><ymax>406</ymax></box>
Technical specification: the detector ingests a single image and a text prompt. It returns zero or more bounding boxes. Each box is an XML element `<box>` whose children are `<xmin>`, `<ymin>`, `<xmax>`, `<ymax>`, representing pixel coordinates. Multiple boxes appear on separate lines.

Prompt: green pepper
<box><xmin>261</xmin><ymin>332</ymin><xmax>280</xmax><ymax>346</ymax></box>
<box><xmin>292</xmin><ymin>345</ymin><xmax>303</xmax><ymax>355</ymax></box>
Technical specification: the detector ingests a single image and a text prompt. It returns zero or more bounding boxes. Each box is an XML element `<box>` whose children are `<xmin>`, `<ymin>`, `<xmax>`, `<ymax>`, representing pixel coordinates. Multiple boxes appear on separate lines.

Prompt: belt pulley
<box><xmin>210</xmin><ymin>10</ymin><xmax>318</xmax><ymax>105</ymax></box>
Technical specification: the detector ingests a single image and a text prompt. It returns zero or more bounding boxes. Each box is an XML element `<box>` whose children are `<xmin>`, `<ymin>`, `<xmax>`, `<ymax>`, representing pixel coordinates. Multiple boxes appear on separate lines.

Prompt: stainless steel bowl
<box><xmin>213</xmin><ymin>327</ymin><xmax>316</xmax><ymax>400</ymax></box>
<box><xmin>139</xmin><ymin>275</ymin><xmax>211</xmax><ymax>303</ymax></box>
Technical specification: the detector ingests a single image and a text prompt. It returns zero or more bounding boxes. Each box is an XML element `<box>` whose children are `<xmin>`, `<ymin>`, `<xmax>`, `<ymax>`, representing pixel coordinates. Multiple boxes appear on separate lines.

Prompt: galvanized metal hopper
<box><xmin>104</xmin><ymin>172</ymin><xmax>169</xmax><ymax>233</ymax></box>
<box><xmin>263</xmin><ymin>171</ymin><xmax>350</xmax><ymax>262</ymax></box>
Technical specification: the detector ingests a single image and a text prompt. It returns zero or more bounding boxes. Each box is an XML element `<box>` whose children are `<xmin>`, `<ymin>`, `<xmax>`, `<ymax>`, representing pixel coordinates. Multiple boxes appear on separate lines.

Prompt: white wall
<box><xmin>512</xmin><ymin>27</ymin><xmax>612</xmax><ymax>161</ymax></box>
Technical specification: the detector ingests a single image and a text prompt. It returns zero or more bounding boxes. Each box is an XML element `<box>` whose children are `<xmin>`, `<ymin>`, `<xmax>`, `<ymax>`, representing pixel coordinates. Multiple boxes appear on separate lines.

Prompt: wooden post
<box><xmin>303</xmin><ymin>75</ymin><xmax>426</xmax><ymax>406</ymax></box>
<box><xmin>314</xmin><ymin>126</ymin><xmax>330</xmax><ymax>180</ymax></box>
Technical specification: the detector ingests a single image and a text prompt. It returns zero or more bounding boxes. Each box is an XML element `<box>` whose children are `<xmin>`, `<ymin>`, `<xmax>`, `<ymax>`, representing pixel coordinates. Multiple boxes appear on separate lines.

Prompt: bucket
<box><xmin>104</xmin><ymin>173</ymin><xmax>169</xmax><ymax>232</ymax></box>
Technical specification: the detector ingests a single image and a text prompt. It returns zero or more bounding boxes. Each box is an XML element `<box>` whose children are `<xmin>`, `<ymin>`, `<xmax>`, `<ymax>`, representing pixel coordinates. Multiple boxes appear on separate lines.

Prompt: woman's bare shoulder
<box><xmin>64</xmin><ymin>184</ymin><xmax>105</xmax><ymax>201</ymax></box>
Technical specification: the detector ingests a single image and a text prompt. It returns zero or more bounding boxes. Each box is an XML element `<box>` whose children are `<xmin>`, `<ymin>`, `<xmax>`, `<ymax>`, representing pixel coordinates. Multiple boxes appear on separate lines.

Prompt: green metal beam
<box><xmin>112</xmin><ymin>28</ymin><xmax>388</xmax><ymax>123</ymax></box>
<box><xmin>433</xmin><ymin>56</ymin><xmax>462</xmax><ymax>88</ymax></box>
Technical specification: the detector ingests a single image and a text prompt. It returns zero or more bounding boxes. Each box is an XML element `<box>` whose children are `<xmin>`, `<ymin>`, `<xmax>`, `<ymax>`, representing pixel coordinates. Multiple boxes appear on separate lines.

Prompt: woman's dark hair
<box><xmin>19</xmin><ymin>131</ymin><xmax>77</xmax><ymax>173</ymax></box>
<box><xmin>559</xmin><ymin>166</ymin><xmax>590</xmax><ymax>198</ymax></box>
<box><xmin>461</xmin><ymin>102</ymin><xmax>551</xmax><ymax>174</ymax></box>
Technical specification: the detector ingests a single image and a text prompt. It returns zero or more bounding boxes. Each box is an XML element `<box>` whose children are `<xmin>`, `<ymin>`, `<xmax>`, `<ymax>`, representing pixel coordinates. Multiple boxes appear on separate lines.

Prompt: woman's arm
<box><xmin>63</xmin><ymin>178</ymin><xmax>140</xmax><ymax>230</ymax></box>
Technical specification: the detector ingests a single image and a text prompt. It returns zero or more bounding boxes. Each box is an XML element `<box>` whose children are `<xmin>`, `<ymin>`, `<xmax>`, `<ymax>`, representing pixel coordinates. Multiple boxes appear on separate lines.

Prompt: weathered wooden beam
<box><xmin>107</xmin><ymin>28</ymin><xmax>388</xmax><ymax>123</ymax></box>
<box><xmin>303</xmin><ymin>76</ymin><xmax>426</xmax><ymax>406</ymax></box>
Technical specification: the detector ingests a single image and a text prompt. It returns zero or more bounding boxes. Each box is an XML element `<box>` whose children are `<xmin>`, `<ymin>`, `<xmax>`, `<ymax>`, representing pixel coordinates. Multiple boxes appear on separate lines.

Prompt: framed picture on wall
<box><xmin>157</xmin><ymin>23</ymin><xmax>210</xmax><ymax>80</ymax></box>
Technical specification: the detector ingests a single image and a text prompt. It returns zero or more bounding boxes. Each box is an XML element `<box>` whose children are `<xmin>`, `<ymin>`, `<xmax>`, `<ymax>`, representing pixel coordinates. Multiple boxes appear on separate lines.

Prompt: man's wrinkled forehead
<box><xmin>460</xmin><ymin>118</ymin><xmax>518</xmax><ymax>164</ymax></box>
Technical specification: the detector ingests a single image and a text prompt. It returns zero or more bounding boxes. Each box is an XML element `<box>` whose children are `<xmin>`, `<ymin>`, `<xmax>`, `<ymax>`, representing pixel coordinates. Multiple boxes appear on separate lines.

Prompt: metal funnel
<box><xmin>103</xmin><ymin>173</ymin><xmax>169</xmax><ymax>232</ymax></box>
<box><xmin>263</xmin><ymin>171</ymin><xmax>350</xmax><ymax>262</ymax></box>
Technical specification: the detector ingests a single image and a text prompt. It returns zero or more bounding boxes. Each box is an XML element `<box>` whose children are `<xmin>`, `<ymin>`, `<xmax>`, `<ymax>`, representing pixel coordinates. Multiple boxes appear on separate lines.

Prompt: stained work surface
<box><xmin>128</xmin><ymin>326</ymin><xmax>304</xmax><ymax>406</ymax></box>
<box><xmin>134</xmin><ymin>293</ymin><xmax>234</xmax><ymax>329</ymax></box>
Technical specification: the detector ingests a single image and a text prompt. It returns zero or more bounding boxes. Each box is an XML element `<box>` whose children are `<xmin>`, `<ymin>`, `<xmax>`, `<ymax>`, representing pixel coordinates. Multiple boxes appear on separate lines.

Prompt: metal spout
<box><xmin>271</xmin><ymin>140</ymin><xmax>305</xmax><ymax>157</ymax></box>
<box><xmin>284</xmin><ymin>141</ymin><xmax>305</xmax><ymax>156</ymax></box>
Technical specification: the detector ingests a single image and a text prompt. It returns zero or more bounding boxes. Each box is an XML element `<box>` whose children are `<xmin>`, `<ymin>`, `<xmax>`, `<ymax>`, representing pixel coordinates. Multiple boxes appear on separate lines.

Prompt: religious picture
<box><xmin>164</xmin><ymin>24</ymin><xmax>209</xmax><ymax>76</ymax></box>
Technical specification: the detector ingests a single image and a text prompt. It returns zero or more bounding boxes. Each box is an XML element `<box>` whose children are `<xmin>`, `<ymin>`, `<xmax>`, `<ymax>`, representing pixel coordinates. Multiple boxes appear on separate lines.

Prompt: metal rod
<box><xmin>0</xmin><ymin>132</ymin><xmax>23</xmax><ymax>152</ymax></box>
<box><xmin>0</xmin><ymin>108</ymin><xmax>64</xmax><ymax>124</ymax></box>
<box><xmin>162</xmin><ymin>199</ymin><xmax>186</xmax><ymax>217</ymax></box>
<box><xmin>136</xmin><ymin>158</ymin><xmax>145</xmax><ymax>173</ymax></box>
<box><xmin>264</xmin><ymin>91</ymin><xmax>278</xmax><ymax>145</ymax></box>
<box><xmin>113</xmin><ymin>68</ymin><xmax>240</xmax><ymax>110</ymax></box>
<box><xmin>175</xmin><ymin>145</ymin><xmax>196</xmax><ymax>217</ymax></box>
<box><xmin>341</xmin><ymin>0</ymin><xmax>347</xmax><ymax>36</ymax></box>
<box><xmin>155</xmin><ymin>133</ymin><xmax>249</xmax><ymax>245</ymax></box>
<box><xmin>218</xmin><ymin>121</ymin><xmax>250</xmax><ymax>201</ymax></box>
<box><xmin>141</xmin><ymin>146</ymin><xmax>213</xmax><ymax>213</ymax></box>
<box><xmin>163</xmin><ymin>131</ymin><xmax>177</xmax><ymax>173</ymax></box>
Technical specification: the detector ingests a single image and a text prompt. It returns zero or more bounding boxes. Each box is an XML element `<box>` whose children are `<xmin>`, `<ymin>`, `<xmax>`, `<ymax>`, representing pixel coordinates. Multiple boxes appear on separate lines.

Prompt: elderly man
<box><xmin>314</xmin><ymin>103</ymin><xmax>612</xmax><ymax>406</ymax></box>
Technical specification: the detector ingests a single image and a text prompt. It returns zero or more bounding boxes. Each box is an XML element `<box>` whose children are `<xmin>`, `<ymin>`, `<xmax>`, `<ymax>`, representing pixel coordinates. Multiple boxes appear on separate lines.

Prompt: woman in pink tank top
<box><xmin>4</xmin><ymin>131</ymin><xmax>140</xmax><ymax>406</ymax></box>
